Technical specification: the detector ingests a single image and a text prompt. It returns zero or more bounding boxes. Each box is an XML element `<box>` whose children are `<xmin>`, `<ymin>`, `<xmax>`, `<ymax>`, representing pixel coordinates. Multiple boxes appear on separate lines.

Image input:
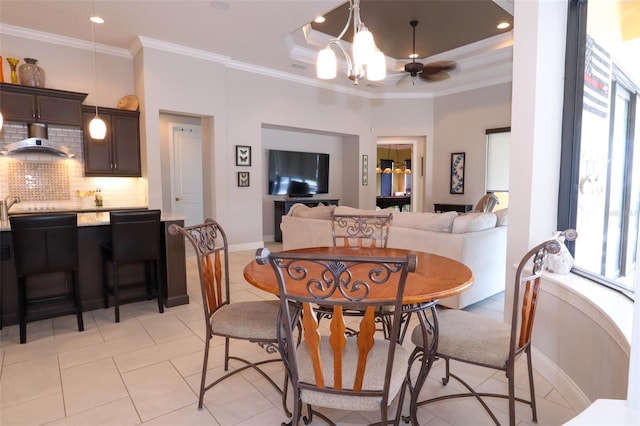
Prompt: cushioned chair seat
<box><xmin>298</xmin><ymin>336</ymin><xmax>409</xmax><ymax>412</ymax></box>
<box><xmin>412</xmin><ymin>309</ymin><xmax>510</xmax><ymax>367</ymax></box>
<box><xmin>211</xmin><ymin>300</ymin><xmax>280</xmax><ymax>340</ymax></box>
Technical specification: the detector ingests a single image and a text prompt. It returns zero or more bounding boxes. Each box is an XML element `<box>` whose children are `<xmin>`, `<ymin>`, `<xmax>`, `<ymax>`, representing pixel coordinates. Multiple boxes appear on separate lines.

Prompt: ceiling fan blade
<box><xmin>423</xmin><ymin>61</ymin><xmax>457</xmax><ymax>74</ymax></box>
<box><xmin>419</xmin><ymin>71</ymin><xmax>451</xmax><ymax>82</ymax></box>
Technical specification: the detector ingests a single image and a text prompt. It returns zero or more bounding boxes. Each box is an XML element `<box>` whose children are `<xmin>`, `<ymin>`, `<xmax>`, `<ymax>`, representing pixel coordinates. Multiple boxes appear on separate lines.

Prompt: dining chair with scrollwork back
<box><xmin>472</xmin><ymin>193</ymin><xmax>500</xmax><ymax>213</ymax></box>
<box><xmin>326</xmin><ymin>211</ymin><xmax>412</xmax><ymax>342</ymax></box>
<box><xmin>331</xmin><ymin>212</ymin><xmax>393</xmax><ymax>248</ymax></box>
<box><xmin>256</xmin><ymin>248</ymin><xmax>417</xmax><ymax>426</ymax></box>
<box><xmin>405</xmin><ymin>229</ymin><xmax>578</xmax><ymax>426</ymax></box>
<box><xmin>168</xmin><ymin>219</ymin><xmax>288</xmax><ymax>414</ymax></box>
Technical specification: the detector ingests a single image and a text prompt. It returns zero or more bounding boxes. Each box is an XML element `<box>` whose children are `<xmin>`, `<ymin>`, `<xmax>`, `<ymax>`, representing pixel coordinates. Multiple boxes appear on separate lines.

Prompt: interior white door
<box><xmin>171</xmin><ymin>125</ymin><xmax>203</xmax><ymax>226</ymax></box>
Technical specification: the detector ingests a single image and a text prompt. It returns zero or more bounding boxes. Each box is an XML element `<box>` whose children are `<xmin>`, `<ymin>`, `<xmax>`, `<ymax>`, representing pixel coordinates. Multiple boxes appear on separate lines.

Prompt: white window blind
<box><xmin>486</xmin><ymin>130</ymin><xmax>510</xmax><ymax>192</ymax></box>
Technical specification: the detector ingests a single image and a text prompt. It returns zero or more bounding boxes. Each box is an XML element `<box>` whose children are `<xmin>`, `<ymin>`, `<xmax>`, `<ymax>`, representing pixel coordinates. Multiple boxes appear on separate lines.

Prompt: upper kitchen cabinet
<box><xmin>82</xmin><ymin>105</ymin><xmax>141</xmax><ymax>177</ymax></box>
<box><xmin>0</xmin><ymin>83</ymin><xmax>87</xmax><ymax>126</ymax></box>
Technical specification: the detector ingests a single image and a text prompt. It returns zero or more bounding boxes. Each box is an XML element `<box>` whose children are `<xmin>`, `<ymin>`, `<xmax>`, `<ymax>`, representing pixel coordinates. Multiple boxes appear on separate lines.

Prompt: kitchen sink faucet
<box><xmin>0</xmin><ymin>196</ymin><xmax>21</xmax><ymax>221</ymax></box>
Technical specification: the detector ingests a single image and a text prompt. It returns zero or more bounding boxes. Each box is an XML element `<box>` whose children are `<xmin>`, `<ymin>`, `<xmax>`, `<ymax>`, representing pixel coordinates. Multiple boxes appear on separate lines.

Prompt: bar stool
<box><xmin>101</xmin><ymin>210</ymin><xmax>164</xmax><ymax>323</ymax></box>
<box><xmin>9</xmin><ymin>213</ymin><xmax>84</xmax><ymax>344</ymax></box>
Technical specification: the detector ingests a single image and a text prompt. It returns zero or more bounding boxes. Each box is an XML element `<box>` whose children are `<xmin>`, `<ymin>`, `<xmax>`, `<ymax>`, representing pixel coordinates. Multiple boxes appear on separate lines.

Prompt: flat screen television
<box><xmin>268</xmin><ymin>149</ymin><xmax>329</xmax><ymax>196</ymax></box>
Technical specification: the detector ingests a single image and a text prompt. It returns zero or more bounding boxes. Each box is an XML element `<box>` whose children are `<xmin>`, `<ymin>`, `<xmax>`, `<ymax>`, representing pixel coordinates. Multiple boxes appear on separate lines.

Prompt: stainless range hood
<box><xmin>0</xmin><ymin>122</ymin><xmax>76</xmax><ymax>158</ymax></box>
<box><xmin>0</xmin><ymin>137</ymin><xmax>76</xmax><ymax>158</ymax></box>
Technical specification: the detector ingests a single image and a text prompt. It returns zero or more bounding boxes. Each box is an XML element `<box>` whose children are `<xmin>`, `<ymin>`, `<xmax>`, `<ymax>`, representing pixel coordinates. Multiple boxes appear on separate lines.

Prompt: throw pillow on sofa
<box><xmin>289</xmin><ymin>203</ymin><xmax>335</xmax><ymax>220</ymax></box>
<box><xmin>392</xmin><ymin>211</ymin><xmax>458</xmax><ymax>233</ymax></box>
<box><xmin>451</xmin><ymin>212</ymin><xmax>497</xmax><ymax>234</ymax></box>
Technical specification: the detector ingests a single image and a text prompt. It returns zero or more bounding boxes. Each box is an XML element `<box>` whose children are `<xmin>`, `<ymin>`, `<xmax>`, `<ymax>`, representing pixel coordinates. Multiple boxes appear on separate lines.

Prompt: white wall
<box><xmin>535</xmin><ymin>277</ymin><xmax>630</xmax><ymax>404</ymax></box>
<box><xmin>433</xmin><ymin>83</ymin><xmax>513</xmax><ymax>207</ymax></box>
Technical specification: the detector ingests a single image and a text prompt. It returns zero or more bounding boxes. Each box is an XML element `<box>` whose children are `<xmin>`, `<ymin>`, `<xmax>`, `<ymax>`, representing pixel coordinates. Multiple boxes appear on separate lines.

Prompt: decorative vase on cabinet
<box><xmin>18</xmin><ymin>58</ymin><xmax>45</xmax><ymax>87</ymax></box>
<box><xmin>6</xmin><ymin>57</ymin><xmax>19</xmax><ymax>84</ymax></box>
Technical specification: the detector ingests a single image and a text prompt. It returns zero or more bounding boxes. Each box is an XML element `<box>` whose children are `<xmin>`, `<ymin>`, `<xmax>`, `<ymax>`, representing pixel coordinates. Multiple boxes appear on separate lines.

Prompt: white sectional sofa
<box><xmin>280</xmin><ymin>204</ymin><xmax>508</xmax><ymax>309</ymax></box>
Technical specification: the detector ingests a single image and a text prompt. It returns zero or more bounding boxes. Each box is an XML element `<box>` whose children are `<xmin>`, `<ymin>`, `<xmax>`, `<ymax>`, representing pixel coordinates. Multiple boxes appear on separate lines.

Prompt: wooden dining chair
<box><xmin>406</xmin><ymin>229</ymin><xmax>578</xmax><ymax>426</ymax></box>
<box><xmin>256</xmin><ymin>248</ymin><xmax>417</xmax><ymax>426</ymax></box>
<box><xmin>168</xmin><ymin>219</ymin><xmax>288</xmax><ymax>414</ymax></box>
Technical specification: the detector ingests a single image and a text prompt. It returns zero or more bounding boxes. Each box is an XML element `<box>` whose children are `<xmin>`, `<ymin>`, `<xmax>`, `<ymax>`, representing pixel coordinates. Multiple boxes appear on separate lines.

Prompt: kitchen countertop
<box><xmin>7</xmin><ymin>205</ymin><xmax>149</xmax><ymax>215</ymax></box>
<box><xmin>0</xmin><ymin>210</ymin><xmax>186</xmax><ymax>231</ymax></box>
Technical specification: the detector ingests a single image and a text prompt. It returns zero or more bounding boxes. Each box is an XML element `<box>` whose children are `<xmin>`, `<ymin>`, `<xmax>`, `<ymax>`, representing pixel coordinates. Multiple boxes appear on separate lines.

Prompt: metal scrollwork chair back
<box><xmin>325</xmin><ymin>212</ymin><xmax>412</xmax><ymax>342</ymax></box>
<box><xmin>169</xmin><ymin>219</ymin><xmax>288</xmax><ymax>414</ymax></box>
<box><xmin>331</xmin><ymin>212</ymin><xmax>393</xmax><ymax>248</ymax></box>
<box><xmin>256</xmin><ymin>248</ymin><xmax>416</xmax><ymax>426</ymax></box>
<box><xmin>406</xmin><ymin>229</ymin><xmax>578</xmax><ymax>426</ymax></box>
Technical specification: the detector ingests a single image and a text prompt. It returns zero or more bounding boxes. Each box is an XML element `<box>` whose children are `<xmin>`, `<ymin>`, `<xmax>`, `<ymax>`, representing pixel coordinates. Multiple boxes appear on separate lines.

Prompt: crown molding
<box><xmin>492</xmin><ymin>0</ymin><xmax>514</xmax><ymax>15</ymax></box>
<box><xmin>0</xmin><ymin>23</ymin><xmax>130</xmax><ymax>58</ymax></box>
<box><xmin>135</xmin><ymin>36</ymin><xmax>231</xmax><ymax>64</ymax></box>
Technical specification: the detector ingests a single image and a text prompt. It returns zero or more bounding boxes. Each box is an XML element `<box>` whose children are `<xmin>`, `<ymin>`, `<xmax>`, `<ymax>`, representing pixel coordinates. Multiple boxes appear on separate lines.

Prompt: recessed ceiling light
<box><xmin>497</xmin><ymin>22</ymin><xmax>510</xmax><ymax>30</ymax></box>
<box><xmin>409</xmin><ymin>53</ymin><xmax>418</xmax><ymax>59</ymax></box>
<box><xmin>314</xmin><ymin>16</ymin><xmax>326</xmax><ymax>24</ymax></box>
<box><xmin>89</xmin><ymin>16</ymin><xmax>104</xmax><ymax>24</ymax></box>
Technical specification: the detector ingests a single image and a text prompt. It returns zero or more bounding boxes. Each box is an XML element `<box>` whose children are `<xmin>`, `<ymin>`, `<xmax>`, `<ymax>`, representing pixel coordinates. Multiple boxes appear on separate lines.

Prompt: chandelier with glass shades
<box><xmin>316</xmin><ymin>0</ymin><xmax>386</xmax><ymax>84</ymax></box>
<box><xmin>376</xmin><ymin>145</ymin><xmax>412</xmax><ymax>174</ymax></box>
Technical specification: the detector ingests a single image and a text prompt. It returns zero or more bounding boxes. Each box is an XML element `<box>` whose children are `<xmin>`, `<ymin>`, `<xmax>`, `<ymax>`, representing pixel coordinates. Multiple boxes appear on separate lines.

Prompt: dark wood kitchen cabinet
<box><xmin>82</xmin><ymin>105</ymin><xmax>141</xmax><ymax>177</ymax></box>
<box><xmin>0</xmin><ymin>83</ymin><xmax>87</xmax><ymax>126</ymax></box>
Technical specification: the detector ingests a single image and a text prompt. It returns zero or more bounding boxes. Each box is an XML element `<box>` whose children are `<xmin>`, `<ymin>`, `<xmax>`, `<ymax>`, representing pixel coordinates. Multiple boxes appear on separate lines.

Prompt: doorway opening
<box><xmin>375</xmin><ymin>138</ymin><xmax>421</xmax><ymax>212</ymax></box>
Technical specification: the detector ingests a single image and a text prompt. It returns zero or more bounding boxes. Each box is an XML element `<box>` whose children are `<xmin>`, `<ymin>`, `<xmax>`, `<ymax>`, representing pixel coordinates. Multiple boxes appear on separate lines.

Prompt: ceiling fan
<box><xmin>398</xmin><ymin>20</ymin><xmax>457</xmax><ymax>85</ymax></box>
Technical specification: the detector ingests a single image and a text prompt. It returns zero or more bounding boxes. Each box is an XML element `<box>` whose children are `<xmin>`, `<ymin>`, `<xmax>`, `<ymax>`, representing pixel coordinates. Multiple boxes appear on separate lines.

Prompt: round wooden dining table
<box><xmin>243</xmin><ymin>246</ymin><xmax>474</xmax><ymax>304</ymax></box>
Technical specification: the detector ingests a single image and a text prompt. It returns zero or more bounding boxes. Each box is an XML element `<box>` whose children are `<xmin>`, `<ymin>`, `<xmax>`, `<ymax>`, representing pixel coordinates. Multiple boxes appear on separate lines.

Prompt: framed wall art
<box><xmin>237</xmin><ymin>171</ymin><xmax>250</xmax><ymax>187</ymax></box>
<box><xmin>362</xmin><ymin>155</ymin><xmax>368</xmax><ymax>186</ymax></box>
<box><xmin>450</xmin><ymin>152</ymin><xmax>465</xmax><ymax>194</ymax></box>
<box><xmin>235</xmin><ymin>145</ymin><xmax>251</xmax><ymax>166</ymax></box>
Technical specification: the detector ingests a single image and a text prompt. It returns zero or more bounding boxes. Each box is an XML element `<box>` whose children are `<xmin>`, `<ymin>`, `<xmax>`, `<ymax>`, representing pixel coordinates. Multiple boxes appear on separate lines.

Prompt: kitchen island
<box><xmin>0</xmin><ymin>211</ymin><xmax>188</xmax><ymax>327</ymax></box>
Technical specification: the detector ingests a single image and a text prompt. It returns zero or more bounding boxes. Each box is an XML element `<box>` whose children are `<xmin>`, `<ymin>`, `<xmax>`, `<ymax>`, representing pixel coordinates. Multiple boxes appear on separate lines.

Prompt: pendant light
<box><xmin>393</xmin><ymin>145</ymin><xmax>404</xmax><ymax>174</ymax></box>
<box><xmin>383</xmin><ymin>145</ymin><xmax>392</xmax><ymax>174</ymax></box>
<box><xmin>89</xmin><ymin>14</ymin><xmax>106</xmax><ymax>140</ymax></box>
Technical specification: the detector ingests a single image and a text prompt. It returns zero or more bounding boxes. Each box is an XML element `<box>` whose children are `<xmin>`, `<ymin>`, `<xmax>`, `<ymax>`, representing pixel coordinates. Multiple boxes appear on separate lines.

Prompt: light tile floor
<box><xmin>0</xmin><ymin>243</ymin><xmax>578</xmax><ymax>425</ymax></box>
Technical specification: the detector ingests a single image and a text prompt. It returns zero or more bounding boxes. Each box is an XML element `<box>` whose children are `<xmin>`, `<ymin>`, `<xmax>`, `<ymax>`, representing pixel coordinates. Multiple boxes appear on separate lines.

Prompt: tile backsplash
<box><xmin>0</xmin><ymin>122</ymin><xmax>145</xmax><ymax>210</ymax></box>
<box><xmin>9</xmin><ymin>162</ymin><xmax>70</xmax><ymax>201</ymax></box>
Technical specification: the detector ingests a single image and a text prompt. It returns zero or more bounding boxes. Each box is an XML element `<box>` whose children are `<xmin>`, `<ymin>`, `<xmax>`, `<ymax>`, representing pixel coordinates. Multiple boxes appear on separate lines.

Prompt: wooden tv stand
<box><xmin>274</xmin><ymin>198</ymin><xmax>339</xmax><ymax>242</ymax></box>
